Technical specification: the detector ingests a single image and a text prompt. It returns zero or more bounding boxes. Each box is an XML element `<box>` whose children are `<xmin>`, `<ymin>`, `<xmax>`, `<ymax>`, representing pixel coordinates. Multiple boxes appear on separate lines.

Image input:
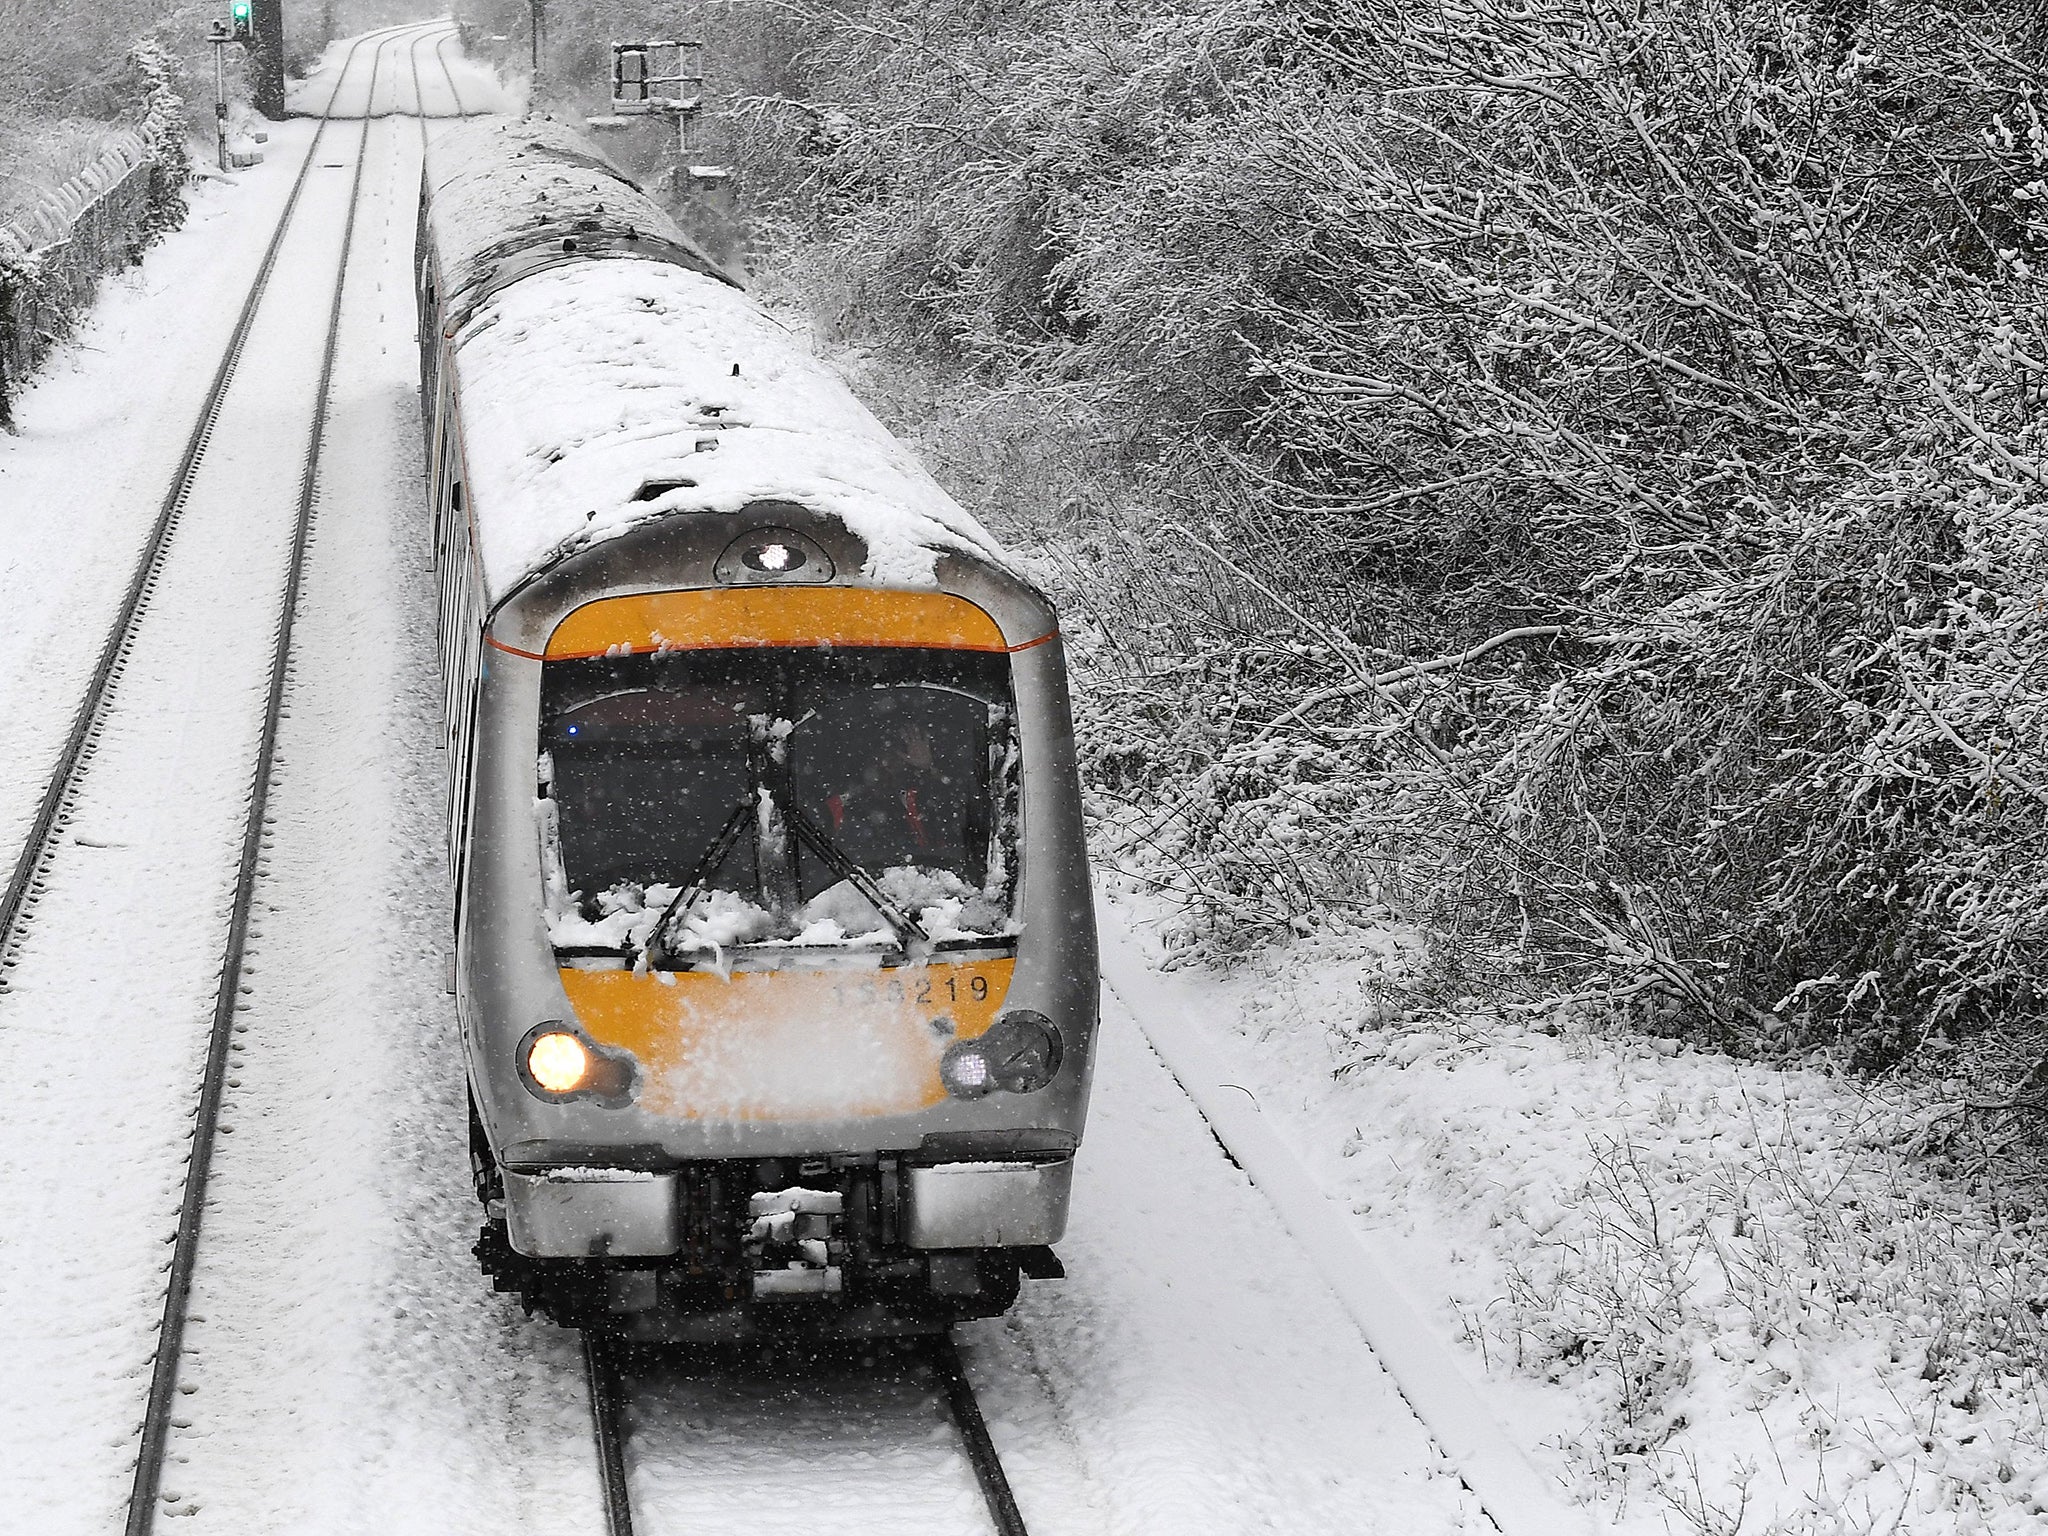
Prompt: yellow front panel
<box><xmin>560</xmin><ymin>958</ymin><xmax>1016</xmax><ymax>1121</ymax></box>
<box><xmin>544</xmin><ymin>587</ymin><xmax>1015</xmax><ymax>660</ymax></box>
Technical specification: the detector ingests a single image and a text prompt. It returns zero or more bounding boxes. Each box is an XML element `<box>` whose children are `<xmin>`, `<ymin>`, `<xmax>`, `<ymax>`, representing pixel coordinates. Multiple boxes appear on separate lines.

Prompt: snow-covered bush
<box><xmin>711</xmin><ymin>0</ymin><xmax>2048</xmax><ymax>1079</ymax></box>
<box><xmin>1212</xmin><ymin>1</ymin><xmax>2048</xmax><ymax>1069</ymax></box>
<box><xmin>1322</xmin><ymin>1004</ymin><xmax>2048</xmax><ymax>1531</ymax></box>
<box><xmin>127</xmin><ymin>38</ymin><xmax>186</xmax><ymax>243</ymax></box>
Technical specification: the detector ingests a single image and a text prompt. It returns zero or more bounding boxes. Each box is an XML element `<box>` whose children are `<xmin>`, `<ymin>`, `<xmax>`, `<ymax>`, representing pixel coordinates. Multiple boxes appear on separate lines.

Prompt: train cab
<box><xmin>417</xmin><ymin>118</ymin><xmax>1098</xmax><ymax>1341</ymax></box>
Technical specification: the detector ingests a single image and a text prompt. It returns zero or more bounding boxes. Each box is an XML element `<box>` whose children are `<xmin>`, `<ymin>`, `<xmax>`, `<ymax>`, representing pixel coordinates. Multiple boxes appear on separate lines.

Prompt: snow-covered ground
<box><xmin>1093</xmin><ymin>892</ymin><xmax>2048</xmax><ymax>1535</ymax></box>
<box><xmin>0</xmin><ymin>94</ymin><xmax>385</xmax><ymax>1532</ymax></box>
<box><xmin>0</xmin><ymin>130</ymin><xmax>307</xmax><ymax>881</ymax></box>
<box><xmin>17</xmin><ymin>22</ymin><xmax>2041</xmax><ymax>1536</ymax></box>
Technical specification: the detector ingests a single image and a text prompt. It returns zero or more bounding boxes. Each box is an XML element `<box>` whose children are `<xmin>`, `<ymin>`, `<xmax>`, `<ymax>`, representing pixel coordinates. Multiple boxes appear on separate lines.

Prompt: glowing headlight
<box><xmin>518</xmin><ymin>1024</ymin><xmax>637</xmax><ymax>1104</ymax></box>
<box><xmin>527</xmin><ymin>1030</ymin><xmax>591</xmax><ymax>1093</ymax></box>
<box><xmin>940</xmin><ymin>1010</ymin><xmax>1063</xmax><ymax>1099</ymax></box>
<box><xmin>716</xmin><ymin>526</ymin><xmax>835</xmax><ymax>585</ymax></box>
<box><xmin>940</xmin><ymin>1042</ymin><xmax>995</xmax><ymax>1098</ymax></box>
<box><xmin>742</xmin><ymin>539</ymin><xmax>805</xmax><ymax>574</ymax></box>
<box><xmin>750</xmin><ymin>540</ymin><xmax>799</xmax><ymax>572</ymax></box>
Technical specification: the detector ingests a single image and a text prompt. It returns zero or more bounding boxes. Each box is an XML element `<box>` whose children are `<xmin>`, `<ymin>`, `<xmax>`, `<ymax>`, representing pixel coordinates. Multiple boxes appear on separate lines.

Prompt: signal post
<box><xmin>607</xmin><ymin>41</ymin><xmax>731</xmax><ymax>203</ymax></box>
<box><xmin>208</xmin><ymin>16</ymin><xmax>235</xmax><ymax>171</ymax></box>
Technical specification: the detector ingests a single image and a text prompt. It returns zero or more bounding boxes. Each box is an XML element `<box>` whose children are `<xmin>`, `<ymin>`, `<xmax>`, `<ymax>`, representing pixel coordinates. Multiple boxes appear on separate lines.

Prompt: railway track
<box><xmin>583</xmin><ymin>1331</ymin><xmax>1032</xmax><ymax>1536</ymax></box>
<box><xmin>122</xmin><ymin>33</ymin><xmax>447</xmax><ymax>1531</ymax></box>
<box><xmin>415</xmin><ymin>23</ymin><xmax>472</xmax><ymax>121</ymax></box>
<box><xmin>0</xmin><ymin>24</ymin><xmax>478</xmax><ymax>1533</ymax></box>
<box><xmin>0</xmin><ymin>19</ymin><xmax>448</xmax><ymax>985</ymax></box>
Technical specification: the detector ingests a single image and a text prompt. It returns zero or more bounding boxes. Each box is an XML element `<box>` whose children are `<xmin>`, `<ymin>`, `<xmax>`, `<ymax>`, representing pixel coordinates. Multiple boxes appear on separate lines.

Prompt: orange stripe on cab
<box><xmin>542</xmin><ymin>587</ymin><xmax>1025</xmax><ymax>661</ymax></box>
<box><xmin>560</xmin><ymin>959</ymin><xmax>1015</xmax><ymax>1121</ymax></box>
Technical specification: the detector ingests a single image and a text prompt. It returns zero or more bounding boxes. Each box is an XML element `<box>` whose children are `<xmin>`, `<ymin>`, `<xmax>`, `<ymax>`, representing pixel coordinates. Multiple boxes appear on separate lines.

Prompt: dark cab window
<box><xmin>539</xmin><ymin>646</ymin><xmax>1018</xmax><ymax>964</ymax></box>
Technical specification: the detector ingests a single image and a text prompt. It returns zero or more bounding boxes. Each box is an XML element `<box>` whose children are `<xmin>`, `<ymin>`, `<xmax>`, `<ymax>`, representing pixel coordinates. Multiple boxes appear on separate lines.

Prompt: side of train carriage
<box><xmin>413</xmin><ymin>117</ymin><xmax>1099</xmax><ymax>1343</ymax></box>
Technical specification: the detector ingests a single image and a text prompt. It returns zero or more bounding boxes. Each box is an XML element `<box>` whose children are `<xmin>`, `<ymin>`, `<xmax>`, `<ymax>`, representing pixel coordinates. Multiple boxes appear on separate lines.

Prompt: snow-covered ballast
<box><xmin>417</xmin><ymin>118</ymin><xmax>1097</xmax><ymax>1341</ymax></box>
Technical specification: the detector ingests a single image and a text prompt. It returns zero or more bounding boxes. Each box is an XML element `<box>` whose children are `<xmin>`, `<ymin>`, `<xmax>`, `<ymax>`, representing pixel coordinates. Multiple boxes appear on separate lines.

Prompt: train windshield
<box><xmin>538</xmin><ymin>647</ymin><xmax>1019</xmax><ymax>966</ymax></box>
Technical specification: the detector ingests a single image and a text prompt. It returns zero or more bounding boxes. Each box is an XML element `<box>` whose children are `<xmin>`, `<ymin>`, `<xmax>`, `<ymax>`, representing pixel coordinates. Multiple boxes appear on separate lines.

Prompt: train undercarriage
<box><xmin>470</xmin><ymin>1108</ymin><xmax>1063</xmax><ymax>1342</ymax></box>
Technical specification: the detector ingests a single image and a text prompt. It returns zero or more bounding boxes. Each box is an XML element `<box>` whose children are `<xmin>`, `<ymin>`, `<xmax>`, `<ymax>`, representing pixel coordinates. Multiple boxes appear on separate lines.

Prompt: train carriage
<box><xmin>415</xmin><ymin>118</ymin><xmax>1098</xmax><ymax>1341</ymax></box>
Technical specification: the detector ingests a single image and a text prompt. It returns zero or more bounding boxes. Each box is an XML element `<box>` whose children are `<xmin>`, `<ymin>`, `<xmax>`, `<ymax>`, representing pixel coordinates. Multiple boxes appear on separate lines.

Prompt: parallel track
<box><xmin>423</xmin><ymin>25</ymin><xmax>474</xmax><ymax>119</ymax></box>
<box><xmin>584</xmin><ymin>1331</ymin><xmax>1033</xmax><ymax>1536</ymax></box>
<box><xmin>115</xmin><ymin>25</ymin><xmax>462</xmax><ymax>1534</ymax></box>
<box><xmin>0</xmin><ymin>19</ymin><xmax>438</xmax><ymax>985</ymax></box>
<box><xmin>434</xmin><ymin>29</ymin><xmax>467</xmax><ymax>112</ymax></box>
<box><xmin>587</xmin><ymin>1335</ymin><xmax>639</xmax><ymax>1536</ymax></box>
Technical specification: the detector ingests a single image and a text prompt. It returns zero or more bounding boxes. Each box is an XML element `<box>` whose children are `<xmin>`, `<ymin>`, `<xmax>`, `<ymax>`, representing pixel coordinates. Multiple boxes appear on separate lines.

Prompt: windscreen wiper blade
<box><xmin>646</xmin><ymin>801</ymin><xmax>755</xmax><ymax>968</ymax></box>
<box><xmin>780</xmin><ymin>801</ymin><xmax>930</xmax><ymax>957</ymax></box>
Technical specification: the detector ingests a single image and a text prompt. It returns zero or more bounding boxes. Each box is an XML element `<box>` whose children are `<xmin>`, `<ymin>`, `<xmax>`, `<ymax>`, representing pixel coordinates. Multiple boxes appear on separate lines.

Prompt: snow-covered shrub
<box><xmin>0</xmin><ymin>0</ymin><xmax>190</xmax><ymax>117</ymax></box>
<box><xmin>710</xmin><ymin>0</ymin><xmax>2048</xmax><ymax>1076</ymax></box>
<box><xmin>1332</xmin><ymin>1008</ymin><xmax>2048</xmax><ymax>1530</ymax></box>
<box><xmin>1209</xmin><ymin>1</ymin><xmax>2048</xmax><ymax>1065</ymax></box>
<box><xmin>127</xmin><ymin>38</ymin><xmax>186</xmax><ymax>243</ymax></box>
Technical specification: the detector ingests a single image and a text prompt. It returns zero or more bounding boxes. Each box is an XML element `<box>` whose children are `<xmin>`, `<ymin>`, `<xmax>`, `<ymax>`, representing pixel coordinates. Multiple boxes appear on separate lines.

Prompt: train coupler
<box><xmin>746</xmin><ymin>1185</ymin><xmax>847</xmax><ymax>1298</ymax></box>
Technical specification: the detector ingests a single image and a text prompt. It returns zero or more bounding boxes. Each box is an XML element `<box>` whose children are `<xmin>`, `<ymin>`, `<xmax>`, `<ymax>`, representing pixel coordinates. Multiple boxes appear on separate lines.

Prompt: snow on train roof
<box><xmin>424</xmin><ymin>117</ymin><xmax>728</xmax><ymax>310</ymax></box>
<box><xmin>449</xmin><ymin>256</ymin><xmax>1016</xmax><ymax>597</ymax></box>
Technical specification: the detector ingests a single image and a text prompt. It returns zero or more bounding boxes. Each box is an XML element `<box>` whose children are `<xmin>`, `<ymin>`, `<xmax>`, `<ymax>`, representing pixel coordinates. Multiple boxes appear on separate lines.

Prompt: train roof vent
<box><xmin>633</xmin><ymin>478</ymin><xmax>696</xmax><ymax>502</ymax></box>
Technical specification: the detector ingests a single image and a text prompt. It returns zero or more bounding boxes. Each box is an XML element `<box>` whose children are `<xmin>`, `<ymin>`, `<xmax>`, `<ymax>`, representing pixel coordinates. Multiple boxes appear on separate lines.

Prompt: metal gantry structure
<box><xmin>606</xmin><ymin>38</ymin><xmax>732</xmax><ymax>202</ymax></box>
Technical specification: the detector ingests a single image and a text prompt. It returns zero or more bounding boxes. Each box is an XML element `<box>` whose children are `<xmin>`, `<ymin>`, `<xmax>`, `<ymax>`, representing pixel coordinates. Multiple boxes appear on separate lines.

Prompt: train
<box><xmin>414</xmin><ymin>117</ymin><xmax>1098</xmax><ymax>1343</ymax></box>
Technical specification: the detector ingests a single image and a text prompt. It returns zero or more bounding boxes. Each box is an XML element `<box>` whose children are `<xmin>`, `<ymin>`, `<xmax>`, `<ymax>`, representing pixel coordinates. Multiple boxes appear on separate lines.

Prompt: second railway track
<box><xmin>0</xmin><ymin>22</ymin><xmax>470</xmax><ymax>1531</ymax></box>
<box><xmin>122</xmin><ymin>27</ymin><xmax>445</xmax><ymax>1533</ymax></box>
<box><xmin>0</xmin><ymin>18</ymin><xmax>455</xmax><ymax>980</ymax></box>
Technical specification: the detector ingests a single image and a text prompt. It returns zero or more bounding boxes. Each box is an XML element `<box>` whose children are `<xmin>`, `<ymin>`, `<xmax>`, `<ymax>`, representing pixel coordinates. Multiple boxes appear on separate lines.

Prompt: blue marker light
<box><xmin>567</xmin><ymin>725</ymin><xmax>580</xmax><ymax>736</ymax></box>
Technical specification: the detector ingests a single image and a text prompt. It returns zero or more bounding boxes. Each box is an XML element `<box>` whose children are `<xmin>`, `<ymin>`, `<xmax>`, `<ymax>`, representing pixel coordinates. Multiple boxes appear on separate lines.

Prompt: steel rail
<box><xmin>430</xmin><ymin>26</ymin><xmax>472</xmax><ymax>118</ymax></box>
<box><xmin>581</xmin><ymin>1329</ymin><xmax>1030</xmax><ymax>1536</ymax></box>
<box><xmin>406</xmin><ymin>25</ymin><xmax>468</xmax><ymax>124</ymax></box>
<box><xmin>932</xmin><ymin>1332</ymin><xmax>1032</xmax><ymax>1536</ymax></box>
<box><xmin>584</xmin><ymin>1333</ymin><xmax>639</xmax><ymax>1536</ymax></box>
<box><xmin>0</xmin><ymin>21</ymin><xmax>426</xmax><ymax>985</ymax></box>
<box><xmin>402</xmin><ymin>25</ymin><xmax>439</xmax><ymax>121</ymax></box>
<box><xmin>119</xmin><ymin>28</ymin><xmax>435</xmax><ymax>1534</ymax></box>
<box><xmin>406</xmin><ymin>27</ymin><xmax>429</xmax><ymax>122</ymax></box>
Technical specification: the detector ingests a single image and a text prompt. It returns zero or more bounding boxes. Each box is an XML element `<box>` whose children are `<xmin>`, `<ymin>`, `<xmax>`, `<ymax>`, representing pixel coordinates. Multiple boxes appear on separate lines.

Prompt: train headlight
<box><xmin>714</xmin><ymin>526</ymin><xmax>835</xmax><ymax>585</ymax></box>
<box><xmin>744</xmin><ymin>539</ymin><xmax>802</xmax><ymax>574</ymax></box>
<box><xmin>940</xmin><ymin>1011</ymin><xmax>1063</xmax><ymax>1099</ymax></box>
<box><xmin>528</xmin><ymin>1031</ymin><xmax>590</xmax><ymax>1093</ymax></box>
<box><xmin>940</xmin><ymin>1041</ymin><xmax>995</xmax><ymax>1098</ymax></box>
<box><xmin>517</xmin><ymin>1024</ymin><xmax>637</xmax><ymax>1104</ymax></box>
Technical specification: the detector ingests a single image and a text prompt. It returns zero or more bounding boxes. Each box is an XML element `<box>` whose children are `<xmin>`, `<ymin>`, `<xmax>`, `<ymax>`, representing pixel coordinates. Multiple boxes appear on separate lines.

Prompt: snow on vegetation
<box><xmin>1175</xmin><ymin>923</ymin><xmax>2048</xmax><ymax>1534</ymax></box>
<box><xmin>647</xmin><ymin>0</ymin><xmax>2048</xmax><ymax>1517</ymax></box>
<box><xmin>687</xmin><ymin>0</ymin><xmax>2048</xmax><ymax>1063</ymax></box>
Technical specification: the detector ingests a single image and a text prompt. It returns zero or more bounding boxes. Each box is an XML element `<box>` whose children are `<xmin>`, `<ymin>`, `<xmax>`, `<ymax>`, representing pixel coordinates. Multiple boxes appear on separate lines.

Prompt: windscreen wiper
<box><xmin>645</xmin><ymin>801</ymin><xmax>755</xmax><ymax>968</ymax></box>
<box><xmin>780</xmin><ymin>801</ymin><xmax>931</xmax><ymax>958</ymax></box>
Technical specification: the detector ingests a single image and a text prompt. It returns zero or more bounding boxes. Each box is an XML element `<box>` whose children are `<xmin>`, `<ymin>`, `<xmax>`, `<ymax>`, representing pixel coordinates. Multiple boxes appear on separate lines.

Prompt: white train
<box><xmin>415</xmin><ymin>118</ymin><xmax>1098</xmax><ymax>1341</ymax></box>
